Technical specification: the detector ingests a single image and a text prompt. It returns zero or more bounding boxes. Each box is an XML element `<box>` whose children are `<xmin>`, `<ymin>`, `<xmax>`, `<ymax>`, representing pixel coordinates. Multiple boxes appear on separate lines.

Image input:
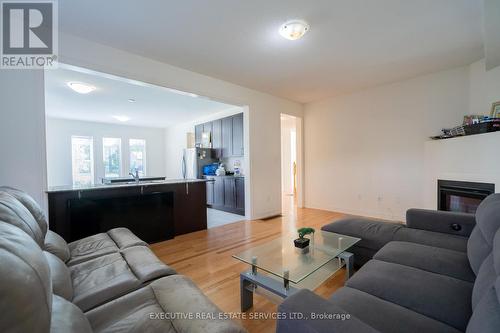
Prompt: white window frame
<box><xmin>102</xmin><ymin>137</ymin><xmax>122</xmax><ymax>179</ymax></box>
<box><xmin>129</xmin><ymin>139</ymin><xmax>147</xmax><ymax>177</ymax></box>
<box><xmin>71</xmin><ymin>135</ymin><xmax>94</xmax><ymax>186</ymax></box>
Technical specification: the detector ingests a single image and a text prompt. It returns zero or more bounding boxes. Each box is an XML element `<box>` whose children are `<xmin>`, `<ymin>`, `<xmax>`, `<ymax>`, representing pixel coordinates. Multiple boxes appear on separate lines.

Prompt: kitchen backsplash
<box><xmin>222</xmin><ymin>156</ymin><xmax>243</xmax><ymax>175</ymax></box>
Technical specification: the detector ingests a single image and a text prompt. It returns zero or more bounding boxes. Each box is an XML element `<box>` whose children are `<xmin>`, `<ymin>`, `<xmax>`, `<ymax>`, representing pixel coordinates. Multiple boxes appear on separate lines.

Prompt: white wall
<box><xmin>46</xmin><ymin>118</ymin><xmax>166</xmax><ymax>186</ymax></box>
<box><xmin>304</xmin><ymin>59</ymin><xmax>500</xmax><ymax>220</ymax></box>
<box><xmin>0</xmin><ymin>70</ymin><xmax>47</xmax><ymax>206</ymax></box>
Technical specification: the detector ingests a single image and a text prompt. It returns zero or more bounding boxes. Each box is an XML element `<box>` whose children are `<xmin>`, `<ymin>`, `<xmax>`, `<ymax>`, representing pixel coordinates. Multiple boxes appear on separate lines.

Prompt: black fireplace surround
<box><xmin>438</xmin><ymin>179</ymin><xmax>495</xmax><ymax>214</ymax></box>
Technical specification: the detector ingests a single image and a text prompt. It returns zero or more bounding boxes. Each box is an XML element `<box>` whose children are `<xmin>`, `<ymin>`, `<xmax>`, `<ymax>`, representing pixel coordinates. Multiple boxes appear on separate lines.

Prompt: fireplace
<box><xmin>438</xmin><ymin>180</ymin><xmax>495</xmax><ymax>214</ymax></box>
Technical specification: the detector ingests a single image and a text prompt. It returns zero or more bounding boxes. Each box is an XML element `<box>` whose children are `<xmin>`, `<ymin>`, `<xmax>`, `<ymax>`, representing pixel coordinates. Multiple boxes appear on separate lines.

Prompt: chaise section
<box><xmin>328</xmin><ymin>287</ymin><xmax>462</xmax><ymax>333</ymax></box>
<box><xmin>345</xmin><ymin>259</ymin><xmax>473</xmax><ymax>331</ymax></box>
<box><xmin>276</xmin><ymin>289</ymin><xmax>379</xmax><ymax>333</ymax></box>
<box><xmin>86</xmin><ymin>275</ymin><xmax>247</xmax><ymax>333</ymax></box>
<box><xmin>321</xmin><ymin>217</ymin><xmax>403</xmax><ymax>265</ymax></box>
<box><xmin>373</xmin><ymin>241</ymin><xmax>475</xmax><ymax>282</ymax></box>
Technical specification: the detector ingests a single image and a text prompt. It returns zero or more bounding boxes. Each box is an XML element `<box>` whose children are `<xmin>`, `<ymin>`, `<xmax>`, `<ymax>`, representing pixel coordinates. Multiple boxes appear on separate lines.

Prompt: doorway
<box><xmin>281</xmin><ymin>114</ymin><xmax>302</xmax><ymax>214</ymax></box>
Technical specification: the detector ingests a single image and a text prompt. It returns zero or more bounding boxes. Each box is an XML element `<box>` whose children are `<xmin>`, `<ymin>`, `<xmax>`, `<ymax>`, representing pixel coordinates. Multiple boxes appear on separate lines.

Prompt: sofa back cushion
<box><xmin>468</xmin><ymin>194</ymin><xmax>500</xmax><ymax>274</ymax></box>
<box><xmin>0</xmin><ymin>191</ymin><xmax>45</xmax><ymax>247</ymax></box>
<box><xmin>0</xmin><ymin>186</ymin><xmax>48</xmax><ymax>236</ymax></box>
<box><xmin>467</xmin><ymin>229</ymin><xmax>500</xmax><ymax>332</ymax></box>
<box><xmin>0</xmin><ymin>221</ymin><xmax>52</xmax><ymax>333</ymax></box>
<box><xmin>44</xmin><ymin>251</ymin><xmax>74</xmax><ymax>301</ymax></box>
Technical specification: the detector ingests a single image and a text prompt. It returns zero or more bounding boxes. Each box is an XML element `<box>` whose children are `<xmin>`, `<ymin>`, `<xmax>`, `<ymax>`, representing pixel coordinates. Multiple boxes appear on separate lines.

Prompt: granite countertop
<box><xmin>46</xmin><ymin>178</ymin><xmax>208</xmax><ymax>193</ymax></box>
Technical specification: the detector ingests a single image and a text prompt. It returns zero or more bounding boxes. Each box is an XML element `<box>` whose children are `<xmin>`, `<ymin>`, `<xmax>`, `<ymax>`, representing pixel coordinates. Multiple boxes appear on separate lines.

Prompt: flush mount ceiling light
<box><xmin>128</xmin><ymin>98</ymin><xmax>136</xmax><ymax>103</ymax></box>
<box><xmin>279</xmin><ymin>19</ymin><xmax>310</xmax><ymax>40</ymax></box>
<box><xmin>112</xmin><ymin>115</ymin><xmax>130</xmax><ymax>122</ymax></box>
<box><xmin>67</xmin><ymin>82</ymin><xmax>96</xmax><ymax>94</ymax></box>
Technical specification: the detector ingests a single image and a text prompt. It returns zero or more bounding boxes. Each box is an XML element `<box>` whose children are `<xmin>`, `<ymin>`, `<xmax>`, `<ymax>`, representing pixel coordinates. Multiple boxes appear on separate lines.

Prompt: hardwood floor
<box><xmin>150</xmin><ymin>196</ymin><xmax>346</xmax><ymax>333</ymax></box>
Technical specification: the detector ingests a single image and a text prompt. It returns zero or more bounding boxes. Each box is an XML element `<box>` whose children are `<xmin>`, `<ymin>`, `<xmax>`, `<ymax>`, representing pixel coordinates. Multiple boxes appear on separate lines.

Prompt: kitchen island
<box><xmin>46</xmin><ymin>179</ymin><xmax>207</xmax><ymax>243</ymax></box>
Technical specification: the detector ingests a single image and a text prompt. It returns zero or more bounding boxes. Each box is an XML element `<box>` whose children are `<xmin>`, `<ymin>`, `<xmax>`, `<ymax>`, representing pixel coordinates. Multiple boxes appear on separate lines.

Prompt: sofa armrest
<box><xmin>406</xmin><ymin>209</ymin><xmax>475</xmax><ymax>237</ymax></box>
<box><xmin>277</xmin><ymin>289</ymin><xmax>379</xmax><ymax>333</ymax></box>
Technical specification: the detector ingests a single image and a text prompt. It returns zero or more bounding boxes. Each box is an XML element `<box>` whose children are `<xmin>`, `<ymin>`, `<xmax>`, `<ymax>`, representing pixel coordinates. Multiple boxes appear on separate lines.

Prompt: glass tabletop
<box><xmin>232</xmin><ymin>231</ymin><xmax>360</xmax><ymax>284</ymax></box>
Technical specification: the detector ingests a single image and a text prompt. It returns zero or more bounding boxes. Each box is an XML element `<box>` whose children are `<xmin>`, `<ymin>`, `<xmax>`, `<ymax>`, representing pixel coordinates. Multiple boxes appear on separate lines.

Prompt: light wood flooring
<box><xmin>150</xmin><ymin>197</ymin><xmax>346</xmax><ymax>333</ymax></box>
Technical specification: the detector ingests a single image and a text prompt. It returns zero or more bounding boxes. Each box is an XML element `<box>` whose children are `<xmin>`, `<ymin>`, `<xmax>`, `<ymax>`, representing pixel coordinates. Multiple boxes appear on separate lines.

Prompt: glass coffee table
<box><xmin>233</xmin><ymin>231</ymin><xmax>360</xmax><ymax>311</ymax></box>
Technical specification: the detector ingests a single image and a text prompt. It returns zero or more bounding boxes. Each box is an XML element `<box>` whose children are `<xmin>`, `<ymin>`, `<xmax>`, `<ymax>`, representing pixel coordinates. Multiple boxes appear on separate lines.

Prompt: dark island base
<box><xmin>47</xmin><ymin>181</ymin><xmax>207</xmax><ymax>243</ymax></box>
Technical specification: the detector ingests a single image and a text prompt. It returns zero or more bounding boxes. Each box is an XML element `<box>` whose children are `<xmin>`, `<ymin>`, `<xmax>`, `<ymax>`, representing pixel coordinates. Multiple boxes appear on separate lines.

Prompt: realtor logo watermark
<box><xmin>1</xmin><ymin>0</ymin><xmax>58</xmax><ymax>68</ymax></box>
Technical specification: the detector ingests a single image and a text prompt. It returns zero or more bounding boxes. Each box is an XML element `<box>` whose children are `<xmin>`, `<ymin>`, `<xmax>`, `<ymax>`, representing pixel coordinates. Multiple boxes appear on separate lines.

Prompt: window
<box><xmin>129</xmin><ymin>139</ymin><xmax>146</xmax><ymax>176</ymax></box>
<box><xmin>103</xmin><ymin>138</ymin><xmax>122</xmax><ymax>178</ymax></box>
<box><xmin>71</xmin><ymin>136</ymin><xmax>94</xmax><ymax>186</ymax></box>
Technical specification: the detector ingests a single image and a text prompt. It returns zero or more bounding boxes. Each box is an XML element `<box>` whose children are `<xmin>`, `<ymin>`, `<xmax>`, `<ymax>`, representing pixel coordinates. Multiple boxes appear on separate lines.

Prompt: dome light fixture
<box><xmin>67</xmin><ymin>82</ymin><xmax>96</xmax><ymax>94</ymax></box>
<box><xmin>279</xmin><ymin>19</ymin><xmax>310</xmax><ymax>41</ymax></box>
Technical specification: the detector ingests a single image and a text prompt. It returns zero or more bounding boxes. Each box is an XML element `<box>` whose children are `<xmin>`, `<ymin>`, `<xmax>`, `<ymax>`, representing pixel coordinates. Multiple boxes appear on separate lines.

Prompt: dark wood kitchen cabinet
<box><xmin>221</xmin><ymin>116</ymin><xmax>233</xmax><ymax>157</ymax></box>
<box><xmin>205</xmin><ymin>176</ymin><xmax>244</xmax><ymax>215</ymax></box>
<box><xmin>223</xmin><ymin>177</ymin><xmax>235</xmax><ymax>209</ymax></box>
<box><xmin>232</xmin><ymin>113</ymin><xmax>244</xmax><ymax>156</ymax></box>
<box><xmin>194</xmin><ymin>124</ymin><xmax>203</xmax><ymax>146</ymax></box>
<box><xmin>212</xmin><ymin>119</ymin><xmax>222</xmax><ymax>151</ymax></box>
<box><xmin>194</xmin><ymin>113</ymin><xmax>244</xmax><ymax>157</ymax></box>
<box><xmin>235</xmin><ymin>177</ymin><xmax>245</xmax><ymax>213</ymax></box>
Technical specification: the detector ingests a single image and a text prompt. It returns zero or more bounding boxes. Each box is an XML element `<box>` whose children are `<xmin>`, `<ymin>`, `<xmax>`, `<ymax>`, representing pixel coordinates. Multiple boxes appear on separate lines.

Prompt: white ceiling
<box><xmin>58</xmin><ymin>0</ymin><xmax>484</xmax><ymax>103</ymax></box>
<box><xmin>45</xmin><ymin>66</ymin><xmax>237</xmax><ymax>128</ymax></box>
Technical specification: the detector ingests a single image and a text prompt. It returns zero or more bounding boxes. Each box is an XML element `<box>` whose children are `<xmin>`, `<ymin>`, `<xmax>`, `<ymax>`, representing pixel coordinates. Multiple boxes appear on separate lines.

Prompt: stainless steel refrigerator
<box><xmin>182</xmin><ymin>148</ymin><xmax>218</xmax><ymax>179</ymax></box>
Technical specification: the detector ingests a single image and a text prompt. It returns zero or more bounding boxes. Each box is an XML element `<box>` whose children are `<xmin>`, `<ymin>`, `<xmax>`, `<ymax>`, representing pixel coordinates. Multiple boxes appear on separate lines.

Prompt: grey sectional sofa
<box><xmin>0</xmin><ymin>187</ymin><xmax>246</xmax><ymax>333</ymax></box>
<box><xmin>277</xmin><ymin>193</ymin><xmax>500</xmax><ymax>333</ymax></box>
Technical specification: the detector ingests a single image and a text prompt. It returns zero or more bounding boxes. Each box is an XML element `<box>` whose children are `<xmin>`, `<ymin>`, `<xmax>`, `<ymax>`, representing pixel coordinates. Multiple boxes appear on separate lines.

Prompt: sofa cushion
<box><xmin>85</xmin><ymin>283</ymin><xmax>177</xmax><ymax>333</ymax></box>
<box><xmin>0</xmin><ymin>222</ymin><xmax>52</xmax><ymax>333</ymax></box>
<box><xmin>0</xmin><ymin>192</ymin><xmax>45</xmax><ymax>247</ymax></box>
<box><xmin>44</xmin><ymin>230</ymin><xmax>71</xmax><ymax>263</ymax></box>
<box><xmin>44</xmin><ymin>251</ymin><xmax>73</xmax><ymax>301</ymax></box>
<box><xmin>466</xmin><ymin>284</ymin><xmax>500</xmax><ymax>333</ymax></box>
<box><xmin>393</xmin><ymin>227</ymin><xmax>468</xmax><ymax>252</ymax></box>
<box><xmin>468</xmin><ymin>194</ymin><xmax>500</xmax><ymax>274</ymax></box>
<box><xmin>329</xmin><ymin>287</ymin><xmax>461</xmax><ymax>333</ymax></box>
<box><xmin>374</xmin><ymin>241</ymin><xmax>475</xmax><ymax>282</ymax></box>
<box><xmin>322</xmin><ymin>217</ymin><xmax>403</xmax><ymax>251</ymax></box>
<box><xmin>51</xmin><ymin>295</ymin><xmax>92</xmax><ymax>333</ymax></box>
<box><xmin>121</xmin><ymin>246</ymin><xmax>176</xmax><ymax>282</ymax></box>
<box><xmin>67</xmin><ymin>233</ymin><xmax>120</xmax><ymax>266</ymax></box>
<box><xmin>70</xmin><ymin>253</ymin><xmax>141</xmax><ymax>312</ymax></box>
<box><xmin>107</xmin><ymin>227</ymin><xmax>148</xmax><ymax>249</ymax></box>
<box><xmin>346</xmin><ymin>259</ymin><xmax>473</xmax><ymax>331</ymax></box>
<box><xmin>472</xmin><ymin>254</ymin><xmax>496</xmax><ymax>309</ymax></box>
<box><xmin>86</xmin><ymin>275</ymin><xmax>246</xmax><ymax>333</ymax></box>
<box><xmin>468</xmin><ymin>227</ymin><xmax>492</xmax><ymax>275</ymax></box>
<box><xmin>0</xmin><ymin>186</ymin><xmax>48</xmax><ymax>236</ymax></box>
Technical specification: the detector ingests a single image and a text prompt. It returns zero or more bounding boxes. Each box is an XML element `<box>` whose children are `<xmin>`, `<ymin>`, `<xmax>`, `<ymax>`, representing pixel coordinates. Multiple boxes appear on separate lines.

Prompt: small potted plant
<box><xmin>294</xmin><ymin>227</ymin><xmax>315</xmax><ymax>249</ymax></box>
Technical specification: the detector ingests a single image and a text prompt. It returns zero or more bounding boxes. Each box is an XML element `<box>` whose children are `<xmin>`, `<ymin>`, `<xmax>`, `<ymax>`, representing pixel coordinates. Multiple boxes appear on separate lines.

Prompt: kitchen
<box><xmin>44</xmin><ymin>65</ymin><xmax>247</xmax><ymax>244</ymax></box>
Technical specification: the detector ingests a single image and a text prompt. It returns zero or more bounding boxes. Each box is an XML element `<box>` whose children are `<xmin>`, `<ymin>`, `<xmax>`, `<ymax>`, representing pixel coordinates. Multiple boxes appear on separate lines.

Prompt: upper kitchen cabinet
<box><xmin>195</xmin><ymin>124</ymin><xmax>203</xmax><ymax>146</ymax></box>
<box><xmin>221</xmin><ymin>116</ymin><xmax>232</xmax><ymax>157</ymax></box>
<box><xmin>232</xmin><ymin>113</ymin><xmax>244</xmax><ymax>157</ymax></box>
<box><xmin>212</xmin><ymin>119</ymin><xmax>222</xmax><ymax>151</ymax></box>
<box><xmin>194</xmin><ymin>113</ymin><xmax>243</xmax><ymax>156</ymax></box>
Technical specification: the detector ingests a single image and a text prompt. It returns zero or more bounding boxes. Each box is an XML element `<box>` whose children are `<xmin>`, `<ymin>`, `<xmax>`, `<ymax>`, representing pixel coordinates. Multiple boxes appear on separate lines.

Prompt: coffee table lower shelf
<box><xmin>239</xmin><ymin>251</ymin><xmax>354</xmax><ymax>312</ymax></box>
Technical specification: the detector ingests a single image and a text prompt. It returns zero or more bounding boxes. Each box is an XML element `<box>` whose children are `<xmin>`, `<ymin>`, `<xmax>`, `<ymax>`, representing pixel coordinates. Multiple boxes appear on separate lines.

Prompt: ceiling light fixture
<box><xmin>67</xmin><ymin>82</ymin><xmax>96</xmax><ymax>94</ymax></box>
<box><xmin>128</xmin><ymin>98</ymin><xmax>136</xmax><ymax>103</ymax></box>
<box><xmin>279</xmin><ymin>19</ymin><xmax>310</xmax><ymax>40</ymax></box>
<box><xmin>112</xmin><ymin>115</ymin><xmax>130</xmax><ymax>122</ymax></box>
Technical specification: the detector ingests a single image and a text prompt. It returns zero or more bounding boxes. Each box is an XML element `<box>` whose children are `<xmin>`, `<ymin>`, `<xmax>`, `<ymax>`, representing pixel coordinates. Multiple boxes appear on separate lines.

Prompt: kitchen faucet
<box><xmin>129</xmin><ymin>170</ymin><xmax>140</xmax><ymax>183</ymax></box>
